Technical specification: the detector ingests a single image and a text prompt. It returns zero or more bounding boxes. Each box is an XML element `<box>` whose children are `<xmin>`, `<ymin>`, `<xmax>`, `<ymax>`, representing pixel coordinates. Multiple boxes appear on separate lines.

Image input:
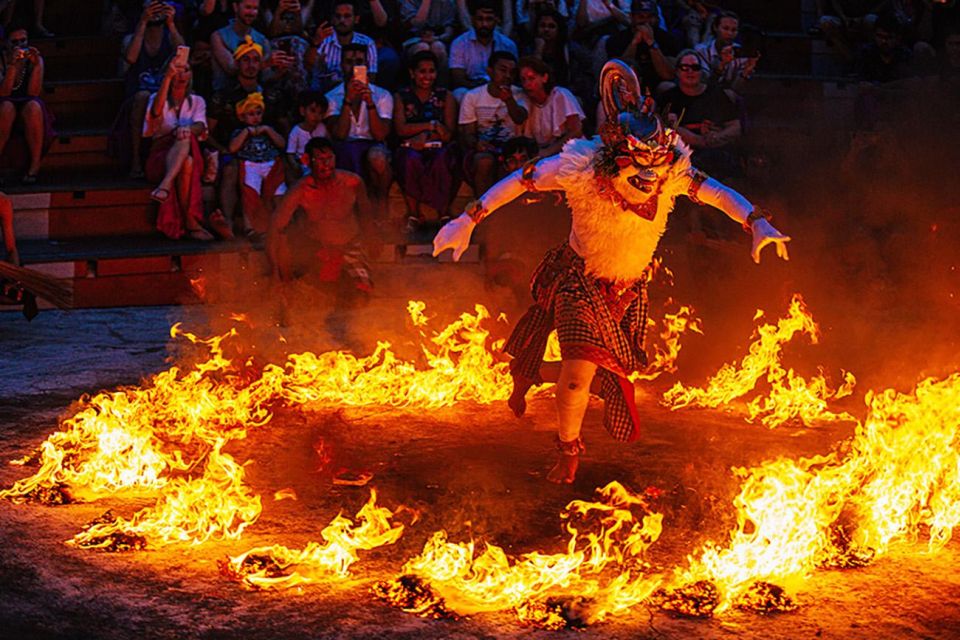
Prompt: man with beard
<box><xmin>449</xmin><ymin>0</ymin><xmax>518</xmax><ymax>99</ymax></box>
<box><xmin>433</xmin><ymin>60</ymin><xmax>791</xmax><ymax>484</ymax></box>
<box><xmin>211</xmin><ymin>0</ymin><xmax>274</xmax><ymax>91</ymax></box>
<box><xmin>307</xmin><ymin>0</ymin><xmax>379</xmax><ymax>92</ymax></box>
<box><xmin>267</xmin><ymin>136</ymin><xmax>375</xmax><ymax>307</ymax></box>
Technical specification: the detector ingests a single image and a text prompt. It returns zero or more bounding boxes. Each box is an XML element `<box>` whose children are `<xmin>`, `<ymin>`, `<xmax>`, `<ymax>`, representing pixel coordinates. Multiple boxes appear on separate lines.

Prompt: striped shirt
<box><xmin>311</xmin><ymin>31</ymin><xmax>378</xmax><ymax>91</ymax></box>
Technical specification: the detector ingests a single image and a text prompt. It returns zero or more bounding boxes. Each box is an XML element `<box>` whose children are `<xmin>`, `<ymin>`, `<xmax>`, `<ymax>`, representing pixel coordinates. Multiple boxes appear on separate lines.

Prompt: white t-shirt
<box><xmin>458</xmin><ymin>85</ymin><xmax>528</xmax><ymax>146</ymax></box>
<box><xmin>324</xmin><ymin>83</ymin><xmax>394</xmax><ymax>141</ymax></box>
<box><xmin>286</xmin><ymin>121</ymin><xmax>330</xmax><ymax>154</ymax></box>
<box><xmin>142</xmin><ymin>93</ymin><xmax>207</xmax><ymax>138</ymax></box>
<box><xmin>522</xmin><ymin>87</ymin><xmax>585</xmax><ymax>147</ymax></box>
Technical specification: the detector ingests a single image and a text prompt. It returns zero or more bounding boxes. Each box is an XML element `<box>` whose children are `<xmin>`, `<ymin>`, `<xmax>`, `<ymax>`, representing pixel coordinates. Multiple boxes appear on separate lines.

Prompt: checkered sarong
<box><xmin>504</xmin><ymin>243</ymin><xmax>648</xmax><ymax>442</ymax></box>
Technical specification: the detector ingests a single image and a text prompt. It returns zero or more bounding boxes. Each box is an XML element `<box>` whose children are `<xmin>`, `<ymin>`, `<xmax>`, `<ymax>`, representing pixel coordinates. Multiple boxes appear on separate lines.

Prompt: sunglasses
<box><xmin>676</xmin><ymin>63</ymin><xmax>700</xmax><ymax>72</ymax></box>
<box><xmin>9</xmin><ymin>38</ymin><xmax>28</xmax><ymax>47</ymax></box>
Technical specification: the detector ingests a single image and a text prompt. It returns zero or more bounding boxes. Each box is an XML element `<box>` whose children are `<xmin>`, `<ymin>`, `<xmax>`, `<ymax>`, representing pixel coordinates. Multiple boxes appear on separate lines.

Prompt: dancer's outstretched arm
<box><xmin>686</xmin><ymin>168</ymin><xmax>792</xmax><ymax>264</ymax></box>
<box><xmin>433</xmin><ymin>155</ymin><xmax>565</xmax><ymax>261</ymax></box>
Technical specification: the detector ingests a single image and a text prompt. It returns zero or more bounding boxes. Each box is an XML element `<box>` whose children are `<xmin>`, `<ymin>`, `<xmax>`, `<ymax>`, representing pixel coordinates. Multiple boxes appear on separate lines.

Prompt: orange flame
<box><xmin>222</xmin><ymin>489</ymin><xmax>405</xmax><ymax>589</ymax></box>
<box><xmin>671</xmin><ymin>372</ymin><xmax>960</xmax><ymax>612</ymax></box>
<box><xmin>379</xmin><ymin>482</ymin><xmax>663</xmax><ymax>624</ymax></box>
<box><xmin>1</xmin><ymin>303</ymin><xmax>512</xmax><ymax>547</ymax></box>
<box><xmin>662</xmin><ymin>295</ymin><xmax>856</xmax><ymax>427</ymax></box>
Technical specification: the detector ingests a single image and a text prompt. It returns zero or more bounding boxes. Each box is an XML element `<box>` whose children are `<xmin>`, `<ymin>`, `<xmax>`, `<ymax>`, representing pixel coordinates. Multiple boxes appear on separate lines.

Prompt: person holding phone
<box><xmin>115</xmin><ymin>0</ymin><xmax>184</xmax><ymax>180</ymax></box>
<box><xmin>142</xmin><ymin>54</ymin><xmax>219</xmax><ymax>241</ymax></box>
<box><xmin>324</xmin><ymin>43</ymin><xmax>393</xmax><ymax>222</ymax></box>
<box><xmin>0</xmin><ymin>25</ymin><xmax>53</xmax><ymax>185</ymax></box>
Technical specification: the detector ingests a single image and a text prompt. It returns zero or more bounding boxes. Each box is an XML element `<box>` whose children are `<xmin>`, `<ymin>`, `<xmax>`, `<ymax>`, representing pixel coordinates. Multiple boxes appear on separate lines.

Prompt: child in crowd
<box><xmin>228</xmin><ymin>92</ymin><xmax>287</xmax><ymax>237</ymax></box>
<box><xmin>284</xmin><ymin>89</ymin><xmax>329</xmax><ymax>182</ymax></box>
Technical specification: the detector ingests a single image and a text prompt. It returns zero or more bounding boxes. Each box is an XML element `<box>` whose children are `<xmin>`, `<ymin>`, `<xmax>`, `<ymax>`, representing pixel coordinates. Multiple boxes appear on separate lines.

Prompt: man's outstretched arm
<box><xmin>433</xmin><ymin>154</ymin><xmax>565</xmax><ymax>261</ymax></box>
<box><xmin>685</xmin><ymin>168</ymin><xmax>791</xmax><ymax>264</ymax></box>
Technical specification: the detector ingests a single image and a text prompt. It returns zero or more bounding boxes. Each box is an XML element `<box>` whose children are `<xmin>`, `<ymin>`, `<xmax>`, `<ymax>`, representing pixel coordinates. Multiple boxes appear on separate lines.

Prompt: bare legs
<box><xmin>548</xmin><ymin>358</ymin><xmax>597</xmax><ymax>484</ymax></box>
<box><xmin>0</xmin><ymin>100</ymin><xmax>44</xmax><ymax>180</ymax></box>
<box><xmin>153</xmin><ymin>137</ymin><xmax>211</xmax><ymax>239</ymax></box>
<box><xmin>0</xmin><ymin>101</ymin><xmax>15</xmax><ymax>166</ymax></box>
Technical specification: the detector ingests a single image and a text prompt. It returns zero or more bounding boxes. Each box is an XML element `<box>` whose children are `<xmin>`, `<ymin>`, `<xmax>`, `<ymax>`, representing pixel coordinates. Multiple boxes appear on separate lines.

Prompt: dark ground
<box><xmin>1</xmin><ymin>298</ymin><xmax>960</xmax><ymax>640</ymax></box>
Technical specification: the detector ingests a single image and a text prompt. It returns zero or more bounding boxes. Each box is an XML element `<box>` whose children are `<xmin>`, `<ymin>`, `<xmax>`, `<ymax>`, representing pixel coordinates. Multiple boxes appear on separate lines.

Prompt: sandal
<box><xmin>207</xmin><ymin>209</ymin><xmax>235</xmax><ymax>240</ymax></box>
<box><xmin>149</xmin><ymin>187</ymin><xmax>170</xmax><ymax>203</ymax></box>
<box><xmin>129</xmin><ymin>168</ymin><xmax>145</xmax><ymax>180</ymax></box>
<box><xmin>21</xmin><ymin>174</ymin><xmax>38</xmax><ymax>185</ymax></box>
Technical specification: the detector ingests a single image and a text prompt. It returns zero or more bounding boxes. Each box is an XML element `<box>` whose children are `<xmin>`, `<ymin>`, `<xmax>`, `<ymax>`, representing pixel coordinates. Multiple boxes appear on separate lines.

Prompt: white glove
<box><xmin>751</xmin><ymin>218</ymin><xmax>791</xmax><ymax>264</ymax></box>
<box><xmin>432</xmin><ymin>213</ymin><xmax>477</xmax><ymax>262</ymax></box>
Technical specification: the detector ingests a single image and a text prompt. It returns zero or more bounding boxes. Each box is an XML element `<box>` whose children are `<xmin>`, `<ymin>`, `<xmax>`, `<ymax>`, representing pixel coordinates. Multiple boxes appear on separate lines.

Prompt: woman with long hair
<box><xmin>392</xmin><ymin>50</ymin><xmax>459</xmax><ymax>229</ymax></box>
<box><xmin>0</xmin><ymin>25</ymin><xmax>54</xmax><ymax>184</ymax></box>
<box><xmin>143</xmin><ymin>54</ymin><xmax>223</xmax><ymax>240</ymax></box>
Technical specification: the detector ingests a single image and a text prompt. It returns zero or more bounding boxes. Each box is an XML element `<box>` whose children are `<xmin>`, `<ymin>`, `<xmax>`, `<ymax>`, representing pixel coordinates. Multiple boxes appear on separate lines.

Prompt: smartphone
<box><xmin>353</xmin><ymin>64</ymin><xmax>368</xmax><ymax>85</ymax></box>
<box><xmin>173</xmin><ymin>45</ymin><xmax>190</xmax><ymax>68</ymax></box>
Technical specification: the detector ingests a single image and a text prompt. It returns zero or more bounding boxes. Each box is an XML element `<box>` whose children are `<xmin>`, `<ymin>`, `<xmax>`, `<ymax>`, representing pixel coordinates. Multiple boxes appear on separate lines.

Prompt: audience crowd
<box><xmin>0</xmin><ymin>0</ymin><xmax>959</xmax><ymax>245</ymax></box>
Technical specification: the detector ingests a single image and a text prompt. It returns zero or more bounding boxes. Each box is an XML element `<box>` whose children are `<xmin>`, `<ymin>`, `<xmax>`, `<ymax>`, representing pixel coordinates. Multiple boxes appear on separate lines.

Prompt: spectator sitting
<box><xmin>517</xmin><ymin>56</ymin><xmax>584</xmax><ymax>156</ymax></box>
<box><xmin>229</xmin><ymin>91</ymin><xmax>287</xmax><ymax>236</ymax></box>
<box><xmin>855</xmin><ymin>12</ymin><xmax>918</xmax><ymax>84</ymax></box>
<box><xmin>207</xmin><ymin>36</ymin><xmax>266</xmax><ymax>234</ymax></box>
<box><xmin>574</xmin><ymin>0</ymin><xmax>631</xmax><ymax>39</ymax></box>
<box><xmin>266</xmin><ymin>0</ymin><xmax>311</xmax><ymax>128</ymax></box>
<box><xmin>516</xmin><ymin>0</ymin><xmax>569</xmax><ymax>41</ymax></box>
<box><xmin>324</xmin><ymin>42</ymin><xmax>393</xmax><ymax>221</ymax></box>
<box><xmin>0</xmin><ymin>25</ymin><xmax>53</xmax><ymax>185</ymax></box>
<box><xmin>2</xmin><ymin>0</ymin><xmax>53</xmax><ymax>37</ymax></box>
<box><xmin>449</xmin><ymin>0</ymin><xmax>518</xmax><ymax>99</ymax></box>
<box><xmin>694</xmin><ymin>10</ymin><xmax>759</xmax><ymax>93</ymax></box>
<box><xmin>393</xmin><ymin>50</ymin><xmax>459</xmax><ymax>230</ymax></box>
<box><xmin>400</xmin><ymin>0</ymin><xmax>457</xmax><ymax>47</ymax></box>
<box><xmin>400</xmin><ymin>0</ymin><xmax>456</xmax><ymax>71</ymax></box>
<box><xmin>285</xmin><ymin>89</ymin><xmax>329</xmax><ymax>181</ymax></box>
<box><xmin>114</xmin><ymin>0</ymin><xmax>185</xmax><ymax>179</ymax></box>
<box><xmin>211</xmin><ymin>0</ymin><xmax>272</xmax><ymax>92</ymax></box>
<box><xmin>527</xmin><ymin>8</ymin><xmax>592</xmax><ymax>103</ymax></box>
<box><xmin>143</xmin><ymin>56</ymin><xmax>221</xmax><ymax>241</ymax></box>
<box><xmin>659</xmin><ymin>49</ymin><xmax>741</xmax><ymax>175</ymax></box>
<box><xmin>307</xmin><ymin>0</ymin><xmax>378</xmax><ymax>92</ymax></box>
<box><xmin>852</xmin><ymin>13</ymin><xmax>928</xmax><ymax>132</ymax></box>
<box><xmin>458</xmin><ymin>50</ymin><xmax>528</xmax><ymax>195</ymax></box>
<box><xmin>194</xmin><ymin>0</ymin><xmax>233</xmax><ymax>44</ymax></box>
<box><xmin>604</xmin><ymin>0</ymin><xmax>681</xmax><ymax>94</ymax></box>
<box><xmin>819</xmin><ymin>0</ymin><xmax>881</xmax><ymax>64</ymax></box>
<box><xmin>940</xmin><ymin>22</ymin><xmax>960</xmax><ymax>81</ymax></box>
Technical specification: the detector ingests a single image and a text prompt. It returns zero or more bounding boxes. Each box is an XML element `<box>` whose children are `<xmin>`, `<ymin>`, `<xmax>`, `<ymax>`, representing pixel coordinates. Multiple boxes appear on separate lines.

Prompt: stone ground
<box><xmin>2</xmin><ymin>290</ymin><xmax>960</xmax><ymax>639</ymax></box>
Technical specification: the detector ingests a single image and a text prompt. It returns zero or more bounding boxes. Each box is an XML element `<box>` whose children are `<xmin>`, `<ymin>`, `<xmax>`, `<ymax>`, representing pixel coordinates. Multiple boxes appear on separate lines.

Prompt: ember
<box><xmin>735</xmin><ymin>581</ymin><xmax>798</xmax><ymax>614</ymax></box>
<box><xmin>71</xmin><ymin>511</ymin><xmax>147</xmax><ymax>552</ymax></box>
<box><xmin>515</xmin><ymin>596</ymin><xmax>595</xmax><ymax>630</ymax></box>
<box><xmin>650</xmin><ymin>580</ymin><xmax>720</xmax><ymax>618</ymax></box>
<box><xmin>372</xmin><ymin>574</ymin><xmax>456</xmax><ymax>619</ymax></box>
<box><xmin>221</xmin><ymin>489</ymin><xmax>406</xmax><ymax>590</ymax></box>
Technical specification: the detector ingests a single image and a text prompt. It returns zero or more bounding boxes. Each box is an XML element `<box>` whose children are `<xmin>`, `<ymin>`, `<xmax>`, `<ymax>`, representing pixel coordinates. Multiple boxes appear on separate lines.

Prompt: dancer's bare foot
<box><xmin>546</xmin><ymin>436</ymin><xmax>584</xmax><ymax>484</ymax></box>
<box><xmin>547</xmin><ymin>453</ymin><xmax>579</xmax><ymax>484</ymax></box>
<box><xmin>508</xmin><ymin>375</ymin><xmax>536</xmax><ymax>418</ymax></box>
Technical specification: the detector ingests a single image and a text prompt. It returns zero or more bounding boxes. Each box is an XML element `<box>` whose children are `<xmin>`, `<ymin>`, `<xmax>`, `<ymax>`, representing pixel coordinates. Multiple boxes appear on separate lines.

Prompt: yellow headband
<box><xmin>233</xmin><ymin>35</ymin><xmax>263</xmax><ymax>61</ymax></box>
<box><xmin>236</xmin><ymin>92</ymin><xmax>265</xmax><ymax>116</ymax></box>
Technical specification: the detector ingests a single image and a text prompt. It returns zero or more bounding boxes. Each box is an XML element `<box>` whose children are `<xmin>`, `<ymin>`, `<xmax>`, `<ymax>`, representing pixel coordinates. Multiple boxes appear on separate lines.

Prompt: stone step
<box><xmin>41</xmin><ymin>79</ymin><xmax>125</xmax><ymax>130</ymax></box>
<box><xmin>36</xmin><ymin>36</ymin><xmax>123</xmax><ymax>81</ymax></box>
